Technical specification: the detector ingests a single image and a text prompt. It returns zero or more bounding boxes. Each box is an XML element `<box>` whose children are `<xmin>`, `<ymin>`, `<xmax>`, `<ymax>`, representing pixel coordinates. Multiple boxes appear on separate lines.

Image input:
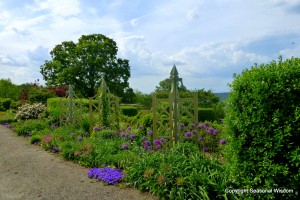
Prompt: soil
<box><xmin>0</xmin><ymin>126</ymin><xmax>157</xmax><ymax>200</ymax></box>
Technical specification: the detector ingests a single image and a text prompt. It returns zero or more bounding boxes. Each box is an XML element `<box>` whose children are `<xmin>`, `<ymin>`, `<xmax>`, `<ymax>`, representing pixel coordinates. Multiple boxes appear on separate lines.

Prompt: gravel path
<box><xmin>0</xmin><ymin>126</ymin><xmax>157</xmax><ymax>200</ymax></box>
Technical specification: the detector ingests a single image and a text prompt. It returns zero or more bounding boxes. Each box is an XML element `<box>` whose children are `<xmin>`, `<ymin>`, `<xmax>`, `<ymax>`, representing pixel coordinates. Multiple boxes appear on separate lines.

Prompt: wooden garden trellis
<box><xmin>89</xmin><ymin>74</ymin><xmax>120</xmax><ymax>133</ymax></box>
<box><xmin>153</xmin><ymin>65</ymin><xmax>198</xmax><ymax>145</ymax></box>
<box><xmin>59</xmin><ymin>85</ymin><xmax>83</xmax><ymax>127</ymax></box>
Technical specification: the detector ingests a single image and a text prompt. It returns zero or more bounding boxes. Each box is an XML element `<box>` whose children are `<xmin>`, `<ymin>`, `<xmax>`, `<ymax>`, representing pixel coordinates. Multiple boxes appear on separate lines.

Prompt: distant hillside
<box><xmin>214</xmin><ymin>92</ymin><xmax>229</xmax><ymax>101</ymax></box>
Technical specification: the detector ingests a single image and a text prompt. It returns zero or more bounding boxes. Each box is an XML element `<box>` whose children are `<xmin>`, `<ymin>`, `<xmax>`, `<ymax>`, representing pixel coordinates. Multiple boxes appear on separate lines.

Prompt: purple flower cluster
<box><xmin>198</xmin><ymin>123</ymin><xmax>219</xmax><ymax>135</ymax></box>
<box><xmin>87</xmin><ymin>167</ymin><xmax>123</xmax><ymax>185</ymax></box>
<box><xmin>1</xmin><ymin>123</ymin><xmax>14</xmax><ymax>130</ymax></box>
<box><xmin>220</xmin><ymin>138</ymin><xmax>227</xmax><ymax>145</ymax></box>
<box><xmin>143</xmin><ymin>138</ymin><xmax>166</xmax><ymax>151</ymax></box>
<box><xmin>184</xmin><ymin>132</ymin><xmax>193</xmax><ymax>138</ymax></box>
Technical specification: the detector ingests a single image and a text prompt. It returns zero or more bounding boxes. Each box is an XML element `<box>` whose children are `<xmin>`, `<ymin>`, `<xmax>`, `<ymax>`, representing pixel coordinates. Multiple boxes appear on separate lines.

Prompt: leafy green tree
<box><xmin>0</xmin><ymin>78</ymin><xmax>20</xmax><ymax>101</ymax></box>
<box><xmin>40</xmin><ymin>34</ymin><xmax>131</xmax><ymax>98</ymax></box>
<box><xmin>155</xmin><ymin>78</ymin><xmax>188</xmax><ymax>93</ymax></box>
<box><xmin>195</xmin><ymin>89</ymin><xmax>220</xmax><ymax>108</ymax></box>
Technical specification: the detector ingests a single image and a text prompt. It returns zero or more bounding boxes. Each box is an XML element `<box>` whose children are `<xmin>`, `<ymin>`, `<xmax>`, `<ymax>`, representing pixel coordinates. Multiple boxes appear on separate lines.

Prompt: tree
<box><xmin>40</xmin><ymin>34</ymin><xmax>131</xmax><ymax>98</ymax></box>
<box><xmin>155</xmin><ymin>78</ymin><xmax>188</xmax><ymax>93</ymax></box>
<box><xmin>0</xmin><ymin>78</ymin><xmax>20</xmax><ymax>101</ymax></box>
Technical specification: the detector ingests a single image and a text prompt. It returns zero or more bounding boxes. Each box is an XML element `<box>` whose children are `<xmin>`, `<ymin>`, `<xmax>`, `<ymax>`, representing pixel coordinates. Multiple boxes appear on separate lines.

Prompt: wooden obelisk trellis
<box><xmin>89</xmin><ymin>74</ymin><xmax>120</xmax><ymax>133</ymax></box>
<box><xmin>153</xmin><ymin>65</ymin><xmax>198</xmax><ymax>145</ymax></box>
<box><xmin>59</xmin><ymin>85</ymin><xmax>83</xmax><ymax>127</ymax></box>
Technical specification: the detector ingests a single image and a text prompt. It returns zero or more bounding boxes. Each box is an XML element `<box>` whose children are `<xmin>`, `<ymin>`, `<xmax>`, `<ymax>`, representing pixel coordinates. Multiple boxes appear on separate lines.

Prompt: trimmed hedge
<box><xmin>198</xmin><ymin>108</ymin><xmax>216</xmax><ymax>122</ymax></box>
<box><xmin>120</xmin><ymin>106</ymin><xmax>138</xmax><ymax>117</ymax></box>
<box><xmin>225</xmin><ymin>56</ymin><xmax>300</xmax><ymax>199</ymax></box>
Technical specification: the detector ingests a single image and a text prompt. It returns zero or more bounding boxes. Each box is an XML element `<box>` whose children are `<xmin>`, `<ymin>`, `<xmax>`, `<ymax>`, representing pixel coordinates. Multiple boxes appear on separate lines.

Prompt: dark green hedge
<box><xmin>198</xmin><ymin>108</ymin><xmax>216</xmax><ymax>122</ymax></box>
<box><xmin>225</xmin><ymin>56</ymin><xmax>300</xmax><ymax>199</ymax></box>
<box><xmin>120</xmin><ymin>106</ymin><xmax>138</xmax><ymax>117</ymax></box>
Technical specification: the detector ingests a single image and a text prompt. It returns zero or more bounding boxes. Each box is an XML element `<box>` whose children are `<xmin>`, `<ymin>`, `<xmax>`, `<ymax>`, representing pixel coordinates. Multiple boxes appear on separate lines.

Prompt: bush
<box><xmin>225</xmin><ymin>56</ymin><xmax>300</xmax><ymax>199</ymax></box>
<box><xmin>15</xmin><ymin>103</ymin><xmax>47</xmax><ymax>121</ymax></box>
<box><xmin>0</xmin><ymin>98</ymin><xmax>12</xmax><ymax>111</ymax></box>
<box><xmin>198</xmin><ymin>108</ymin><xmax>216</xmax><ymax>122</ymax></box>
<box><xmin>28</xmin><ymin>88</ymin><xmax>56</xmax><ymax>104</ymax></box>
<box><xmin>15</xmin><ymin>119</ymin><xmax>48</xmax><ymax>136</ymax></box>
<box><xmin>120</xmin><ymin>106</ymin><xmax>138</xmax><ymax>117</ymax></box>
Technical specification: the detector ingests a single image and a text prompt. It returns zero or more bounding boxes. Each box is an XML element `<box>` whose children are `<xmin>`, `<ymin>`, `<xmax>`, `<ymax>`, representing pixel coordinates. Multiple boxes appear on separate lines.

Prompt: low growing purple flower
<box><xmin>138</xmin><ymin>125</ymin><xmax>143</xmax><ymax>130</ymax></box>
<box><xmin>198</xmin><ymin>124</ymin><xmax>207</xmax><ymax>129</ymax></box>
<box><xmin>147</xmin><ymin>130</ymin><xmax>153</xmax><ymax>135</ymax></box>
<box><xmin>198</xmin><ymin>137</ymin><xmax>203</xmax><ymax>142</ymax></box>
<box><xmin>220</xmin><ymin>138</ymin><xmax>227</xmax><ymax>145</ymax></box>
<box><xmin>87</xmin><ymin>167</ymin><xmax>123</xmax><ymax>185</ymax></box>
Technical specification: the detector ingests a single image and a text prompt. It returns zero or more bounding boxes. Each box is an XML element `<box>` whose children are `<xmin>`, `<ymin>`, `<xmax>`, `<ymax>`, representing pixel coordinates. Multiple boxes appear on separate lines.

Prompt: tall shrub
<box><xmin>225</xmin><ymin>56</ymin><xmax>300</xmax><ymax>199</ymax></box>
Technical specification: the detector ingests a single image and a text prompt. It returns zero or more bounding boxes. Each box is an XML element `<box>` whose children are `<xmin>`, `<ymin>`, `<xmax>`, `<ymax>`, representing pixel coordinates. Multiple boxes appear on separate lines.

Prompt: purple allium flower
<box><xmin>116</xmin><ymin>130</ymin><xmax>121</xmax><ymax>137</ymax></box>
<box><xmin>127</xmin><ymin>126</ymin><xmax>132</xmax><ymax>131</ymax></box>
<box><xmin>144</xmin><ymin>146</ymin><xmax>152</xmax><ymax>151</ymax></box>
<box><xmin>121</xmin><ymin>143</ymin><xmax>129</xmax><ymax>150</ymax></box>
<box><xmin>184</xmin><ymin>132</ymin><xmax>193</xmax><ymax>138</ymax></box>
<box><xmin>121</xmin><ymin>133</ymin><xmax>126</xmax><ymax>137</ymax></box>
<box><xmin>153</xmin><ymin>139</ymin><xmax>161</xmax><ymax>145</ymax></box>
<box><xmin>159</xmin><ymin>138</ymin><xmax>166</xmax><ymax>144</ymax></box>
<box><xmin>93</xmin><ymin>126</ymin><xmax>101</xmax><ymax>131</ymax></box>
<box><xmin>138</xmin><ymin>125</ymin><xmax>143</xmax><ymax>130</ymax></box>
<box><xmin>130</xmin><ymin>134</ymin><xmax>136</xmax><ymax>140</ymax></box>
<box><xmin>207</xmin><ymin>127</ymin><xmax>214</xmax><ymax>134</ymax></box>
<box><xmin>154</xmin><ymin>144</ymin><xmax>161</xmax><ymax>151</ymax></box>
<box><xmin>198</xmin><ymin>124</ymin><xmax>207</xmax><ymax>129</ymax></box>
<box><xmin>178</xmin><ymin>123</ymin><xmax>185</xmax><ymax>131</ymax></box>
<box><xmin>77</xmin><ymin>136</ymin><xmax>82</xmax><ymax>142</ymax></box>
<box><xmin>198</xmin><ymin>137</ymin><xmax>203</xmax><ymax>142</ymax></box>
<box><xmin>143</xmin><ymin>140</ymin><xmax>151</xmax><ymax>147</ymax></box>
<box><xmin>220</xmin><ymin>138</ymin><xmax>227</xmax><ymax>145</ymax></box>
<box><xmin>124</xmin><ymin>133</ymin><xmax>130</xmax><ymax>138</ymax></box>
<box><xmin>213</xmin><ymin>129</ymin><xmax>219</xmax><ymax>135</ymax></box>
<box><xmin>147</xmin><ymin>130</ymin><xmax>153</xmax><ymax>135</ymax></box>
<box><xmin>202</xmin><ymin>147</ymin><xmax>209</xmax><ymax>152</ymax></box>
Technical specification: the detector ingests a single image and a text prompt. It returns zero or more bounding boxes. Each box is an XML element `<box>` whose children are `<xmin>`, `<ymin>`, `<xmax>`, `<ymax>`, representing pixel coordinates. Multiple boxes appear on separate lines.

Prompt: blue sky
<box><xmin>0</xmin><ymin>0</ymin><xmax>299</xmax><ymax>93</ymax></box>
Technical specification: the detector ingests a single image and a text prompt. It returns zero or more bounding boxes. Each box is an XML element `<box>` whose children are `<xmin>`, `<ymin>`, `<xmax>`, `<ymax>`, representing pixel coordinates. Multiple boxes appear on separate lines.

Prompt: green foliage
<box><xmin>0</xmin><ymin>111</ymin><xmax>16</xmax><ymax>123</ymax></box>
<box><xmin>120</xmin><ymin>106</ymin><xmax>138</xmax><ymax>117</ymax></box>
<box><xmin>0</xmin><ymin>98</ymin><xmax>12</xmax><ymax>111</ymax></box>
<box><xmin>225</xmin><ymin>56</ymin><xmax>300</xmax><ymax>199</ymax></box>
<box><xmin>30</xmin><ymin>135</ymin><xmax>42</xmax><ymax>144</ymax></box>
<box><xmin>125</xmin><ymin>142</ymin><xmax>236</xmax><ymax>200</ymax></box>
<box><xmin>28</xmin><ymin>87</ymin><xmax>56</xmax><ymax>104</ymax></box>
<box><xmin>133</xmin><ymin>90</ymin><xmax>152</xmax><ymax>109</ymax></box>
<box><xmin>0</xmin><ymin>78</ymin><xmax>20</xmax><ymax>101</ymax></box>
<box><xmin>196</xmin><ymin>89</ymin><xmax>220</xmax><ymax>108</ymax></box>
<box><xmin>40</xmin><ymin>34</ymin><xmax>131</xmax><ymax>98</ymax></box>
<box><xmin>155</xmin><ymin>78</ymin><xmax>188</xmax><ymax>93</ymax></box>
<box><xmin>15</xmin><ymin>103</ymin><xmax>47</xmax><ymax>121</ymax></box>
<box><xmin>15</xmin><ymin>119</ymin><xmax>48</xmax><ymax>136</ymax></box>
<box><xmin>198</xmin><ymin>108</ymin><xmax>216</xmax><ymax>122</ymax></box>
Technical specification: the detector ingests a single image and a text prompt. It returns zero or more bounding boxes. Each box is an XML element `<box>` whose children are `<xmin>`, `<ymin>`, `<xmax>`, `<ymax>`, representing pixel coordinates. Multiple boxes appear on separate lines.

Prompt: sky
<box><xmin>0</xmin><ymin>0</ymin><xmax>299</xmax><ymax>93</ymax></box>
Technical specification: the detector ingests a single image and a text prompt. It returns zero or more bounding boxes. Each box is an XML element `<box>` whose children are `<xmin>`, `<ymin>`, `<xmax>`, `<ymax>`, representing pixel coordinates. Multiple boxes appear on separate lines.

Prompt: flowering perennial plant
<box><xmin>15</xmin><ymin>103</ymin><xmax>46</xmax><ymax>121</ymax></box>
<box><xmin>87</xmin><ymin>167</ymin><xmax>123</xmax><ymax>185</ymax></box>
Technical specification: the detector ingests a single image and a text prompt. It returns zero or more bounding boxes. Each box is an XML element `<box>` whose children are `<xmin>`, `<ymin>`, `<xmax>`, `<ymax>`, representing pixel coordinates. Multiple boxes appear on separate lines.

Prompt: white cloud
<box><xmin>31</xmin><ymin>0</ymin><xmax>81</xmax><ymax>17</ymax></box>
